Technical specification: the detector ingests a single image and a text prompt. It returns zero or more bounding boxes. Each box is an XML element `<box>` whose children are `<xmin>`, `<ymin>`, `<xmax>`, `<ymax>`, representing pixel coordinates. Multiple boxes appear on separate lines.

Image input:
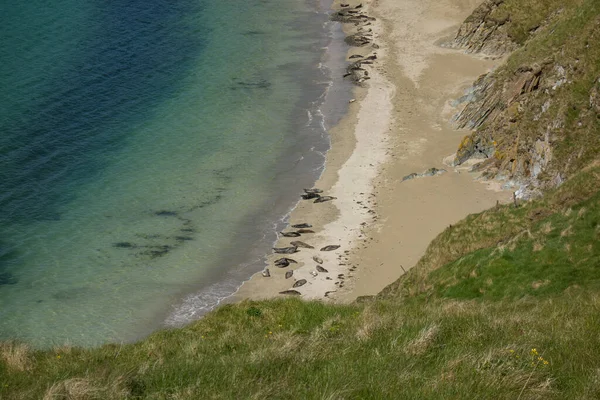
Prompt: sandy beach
<box><xmin>230</xmin><ymin>0</ymin><xmax>511</xmax><ymax>304</ymax></box>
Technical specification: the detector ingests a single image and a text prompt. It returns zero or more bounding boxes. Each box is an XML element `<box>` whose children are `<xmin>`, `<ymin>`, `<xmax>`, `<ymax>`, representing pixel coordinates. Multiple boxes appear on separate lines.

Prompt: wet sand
<box><xmin>230</xmin><ymin>0</ymin><xmax>511</xmax><ymax>303</ymax></box>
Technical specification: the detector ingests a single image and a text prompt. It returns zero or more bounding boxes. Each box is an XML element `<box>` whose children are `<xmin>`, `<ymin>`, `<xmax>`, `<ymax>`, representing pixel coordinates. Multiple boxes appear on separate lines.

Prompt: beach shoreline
<box><xmin>229</xmin><ymin>0</ymin><xmax>511</xmax><ymax>304</ymax></box>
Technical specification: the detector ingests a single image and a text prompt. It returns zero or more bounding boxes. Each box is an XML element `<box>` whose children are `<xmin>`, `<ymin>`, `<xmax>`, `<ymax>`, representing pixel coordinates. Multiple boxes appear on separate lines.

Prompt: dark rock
<box><xmin>280</xmin><ymin>231</ymin><xmax>301</xmax><ymax>237</ymax></box>
<box><xmin>262</xmin><ymin>268</ymin><xmax>271</xmax><ymax>277</ymax></box>
<box><xmin>320</xmin><ymin>245</ymin><xmax>340</xmax><ymax>251</ymax></box>
<box><xmin>304</xmin><ymin>188</ymin><xmax>323</xmax><ymax>194</ymax></box>
<box><xmin>292</xmin><ymin>223</ymin><xmax>312</xmax><ymax>228</ymax></box>
<box><xmin>324</xmin><ymin>290</ymin><xmax>337</xmax><ymax>297</ymax></box>
<box><xmin>293</xmin><ymin>279</ymin><xmax>307</xmax><ymax>288</ymax></box>
<box><xmin>422</xmin><ymin>167</ymin><xmax>447</xmax><ymax>177</ymax></box>
<box><xmin>290</xmin><ymin>241</ymin><xmax>314</xmax><ymax>249</ymax></box>
<box><xmin>316</xmin><ymin>265</ymin><xmax>328</xmax><ymax>273</ymax></box>
<box><xmin>313</xmin><ymin>256</ymin><xmax>323</xmax><ymax>264</ymax></box>
<box><xmin>285</xmin><ymin>271</ymin><xmax>293</xmax><ymax>279</ymax></box>
<box><xmin>273</xmin><ymin>246</ymin><xmax>298</xmax><ymax>254</ymax></box>
<box><xmin>349</xmin><ymin>54</ymin><xmax>363</xmax><ymax>59</ymax></box>
<box><xmin>402</xmin><ymin>173</ymin><xmax>418</xmax><ymax>182</ymax></box>
<box><xmin>279</xmin><ymin>289</ymin><xmax>301</xmax><ymax>296</ymax></box>
<box><xmin>314</xmin><ymin>196</ymin><xmax>336</xmax><ymax>203</ymax></box>
<box><xmin>297</xmin><ymin>229</ymin><xmax>315</xmax><ymax>234</ymax></box>
<box><xmin>275</xmin><ymin>258</ymin><xmax>297</xmax><ymax>268</ymax></box>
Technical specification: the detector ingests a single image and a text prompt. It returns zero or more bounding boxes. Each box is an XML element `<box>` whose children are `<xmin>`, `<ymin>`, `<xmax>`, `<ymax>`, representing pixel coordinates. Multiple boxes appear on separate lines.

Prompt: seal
<box><xmin>293</xmin><ymin>279</ymin><xmax>307</xmax><ymax>288</ymax></box>
<box><xmin>273</xmin><ymin>246</ymin><xmax>298</xmax><ymax>254</ymax></box>
<box><xmin>285</xmin><ymin>271</ymin><xmax>293</xmax><ymax>279</ymax></box>
<box><xmin>279</xmin><ymin>290</ymin><xmax>301</xmax><ymax>296</ymax></box>
<box><xmin>316</xmin><ymin>265</ymin><xmax>328</xmax><ymax>273</ymax></box>
<box><xmin>280</xmin><ymin>231</ymin><xmax>301</xmax><ymax>237</ymax></box>
<box><xmin>320</xmin><ymin>245</ymin><xmax>340</xmax><ymax>251</ymax></box>
<box><xmin>314</xmin><ymin>196</ymin><xmax>336</xmax><ymax>203</ymax></box>
<box><xmin>292</xmin><ymin>223</ymin><xmax>312</xmax><ymax>228</ymax></box>
<box><xmin>274</xmin><ymin>258</ymin><xmax>297</xmax><ymax>268</ymax></box>
<box><xmin>290</xmin><ymin>241</ymin><xmax>314</xmax><ymax>249</ymax></box>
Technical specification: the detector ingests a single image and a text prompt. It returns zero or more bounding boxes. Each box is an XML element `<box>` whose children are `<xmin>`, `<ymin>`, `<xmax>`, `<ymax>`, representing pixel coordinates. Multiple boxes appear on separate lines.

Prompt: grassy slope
<box><xmin>3</xmin><ymin>2</ymin><xmax>600</xmax><ymax>399</ymax></box>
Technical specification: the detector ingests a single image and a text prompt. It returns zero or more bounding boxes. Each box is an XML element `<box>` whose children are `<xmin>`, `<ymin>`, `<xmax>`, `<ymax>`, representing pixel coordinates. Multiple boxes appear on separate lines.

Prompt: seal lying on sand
<box><xmin>280</xmin><ymin>231</ymin><xmax>301</xmax><ymax>237</ymax></box>
<box><xmin>290</xmin><ymin>241</ymin><xmax>314</xmax><ymax>249</ymax></box>
<box><xmin>293</xmin><ymin>279</ymin><xmax>307</xmax><ymax>288</ymax></box>
<box><xmin>316</xmin><ymin>265</ymin><xmax>328</xmax><ymax>273</ymax></box>
<box><xmin>292</xmin><ymin>223</ymin><xmax>312</xmax><ymax>228</ymax></box>
<box><xmin>274</xmin><ymin>258</ymin><xmax>296</xmax><ymax>268</ymax></box>
<box><xmin>279</xmin><ymin>289</ymin><xmax>301</xmax><ymax>296</ymax></box>
<box><xmin>273</xmin><ymin>246</ymin><xmax>298</xmax><ymax>254</ymax></box>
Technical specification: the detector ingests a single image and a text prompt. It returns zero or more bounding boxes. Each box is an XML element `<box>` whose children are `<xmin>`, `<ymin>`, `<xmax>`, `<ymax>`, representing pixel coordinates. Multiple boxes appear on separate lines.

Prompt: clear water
<box><xmin>0</xmin><ymin>0</ymin><xmax>351</xmax><ymax>347</ymax></box>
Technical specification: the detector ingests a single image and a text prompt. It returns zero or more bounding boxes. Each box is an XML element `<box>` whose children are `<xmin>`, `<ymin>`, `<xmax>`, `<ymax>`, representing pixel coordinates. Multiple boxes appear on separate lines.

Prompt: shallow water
<box><xmin>0</xmin><ymin>0</ymin><xmax>351</xmax><ymax>347</ymax></box>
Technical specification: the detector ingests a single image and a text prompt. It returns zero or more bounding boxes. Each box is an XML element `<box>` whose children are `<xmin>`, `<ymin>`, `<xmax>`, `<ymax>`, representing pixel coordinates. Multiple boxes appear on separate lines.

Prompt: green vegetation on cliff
<box><xmin>2</xmin><ymin>1</ymin><xmax>600</xmax><ymax>399</ymax></box>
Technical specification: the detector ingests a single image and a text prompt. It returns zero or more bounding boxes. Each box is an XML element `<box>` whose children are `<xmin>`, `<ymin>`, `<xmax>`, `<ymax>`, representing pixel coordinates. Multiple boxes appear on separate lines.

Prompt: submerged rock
<box><xmin>113</xmin><ymin>242</ymin><xmax>137</xmax><ymax>249</ymax></box>
<box><xmin>154</xmin><ymin>210</ymin><xmax>178</xmax><ymax>217</ymax></box>
<box><xmin>0</xmin><ymin>272</ymin><xmax>17</xmax><ymax>286</ymax></box>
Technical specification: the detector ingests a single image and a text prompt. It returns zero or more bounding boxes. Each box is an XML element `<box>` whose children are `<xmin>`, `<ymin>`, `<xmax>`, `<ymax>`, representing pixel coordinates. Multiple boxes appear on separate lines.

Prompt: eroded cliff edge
<box><xmin>450</xmin><ymin>0</ymin><xmax>600</xmax><ymax>199</ymax></box>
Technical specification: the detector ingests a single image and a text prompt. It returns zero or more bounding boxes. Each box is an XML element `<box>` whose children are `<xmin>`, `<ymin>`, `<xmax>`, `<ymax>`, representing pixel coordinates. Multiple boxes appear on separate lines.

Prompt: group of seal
<box><xmin>331</xmin><ymin>3</ymin><xmax>379</xmax><ymax>85</ymax></box>
<box><xmin>266</xmin><ymin>188</ymin><xmax>344</xmax><ymax>296</ymax></box>
<box><xmin>300</xmin><ymin>188</ymin><xmax>337</xmax><ymax>203</ymax></box>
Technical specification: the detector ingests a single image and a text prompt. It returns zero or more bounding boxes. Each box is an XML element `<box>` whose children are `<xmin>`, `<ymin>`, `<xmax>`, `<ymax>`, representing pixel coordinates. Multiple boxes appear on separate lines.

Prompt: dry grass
<box><xmin>0</xmin><ymin>342</ymin><xmax>31</xmax><ymax>372</ymax></box>
<box><xmin>404</xmin><ymin>324</ymin><xmax>439</xmax><ymax>356</ymax></box>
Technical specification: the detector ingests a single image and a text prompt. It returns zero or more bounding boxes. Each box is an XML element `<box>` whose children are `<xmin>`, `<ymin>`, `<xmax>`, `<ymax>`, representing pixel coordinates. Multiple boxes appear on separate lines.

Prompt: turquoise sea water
<box><xmin>0</xmin><ymin>0</ymin><xmax>350</xmax><ymax>347</ymax></box>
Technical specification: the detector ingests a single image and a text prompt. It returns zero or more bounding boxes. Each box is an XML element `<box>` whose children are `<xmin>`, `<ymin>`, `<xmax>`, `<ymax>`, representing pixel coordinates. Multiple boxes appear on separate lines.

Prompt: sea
<box><xmin>0</xmin><ymin>0</ymin><xmax>351</xmax><ymax>347</ymax></box>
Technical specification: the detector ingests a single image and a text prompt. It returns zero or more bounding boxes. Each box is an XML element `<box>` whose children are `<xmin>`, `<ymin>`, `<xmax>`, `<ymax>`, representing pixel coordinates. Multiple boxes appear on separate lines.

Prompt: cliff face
<box><xmin>452</xmin><ymin>0</ymin><xmax>600</xmax><ymax>198</ymax></box>
<box><xmin>450</xmin><ymin>0</ymin><xmax>518</xmax><ymax>56</ymax></box>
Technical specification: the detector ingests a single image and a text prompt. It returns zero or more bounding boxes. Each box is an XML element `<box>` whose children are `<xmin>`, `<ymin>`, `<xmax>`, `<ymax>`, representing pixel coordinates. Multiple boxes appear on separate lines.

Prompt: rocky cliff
<box><xmin>452</xmin><ymin>0</ymin><xmax>600</xmax><ymax>198</ymax></box>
